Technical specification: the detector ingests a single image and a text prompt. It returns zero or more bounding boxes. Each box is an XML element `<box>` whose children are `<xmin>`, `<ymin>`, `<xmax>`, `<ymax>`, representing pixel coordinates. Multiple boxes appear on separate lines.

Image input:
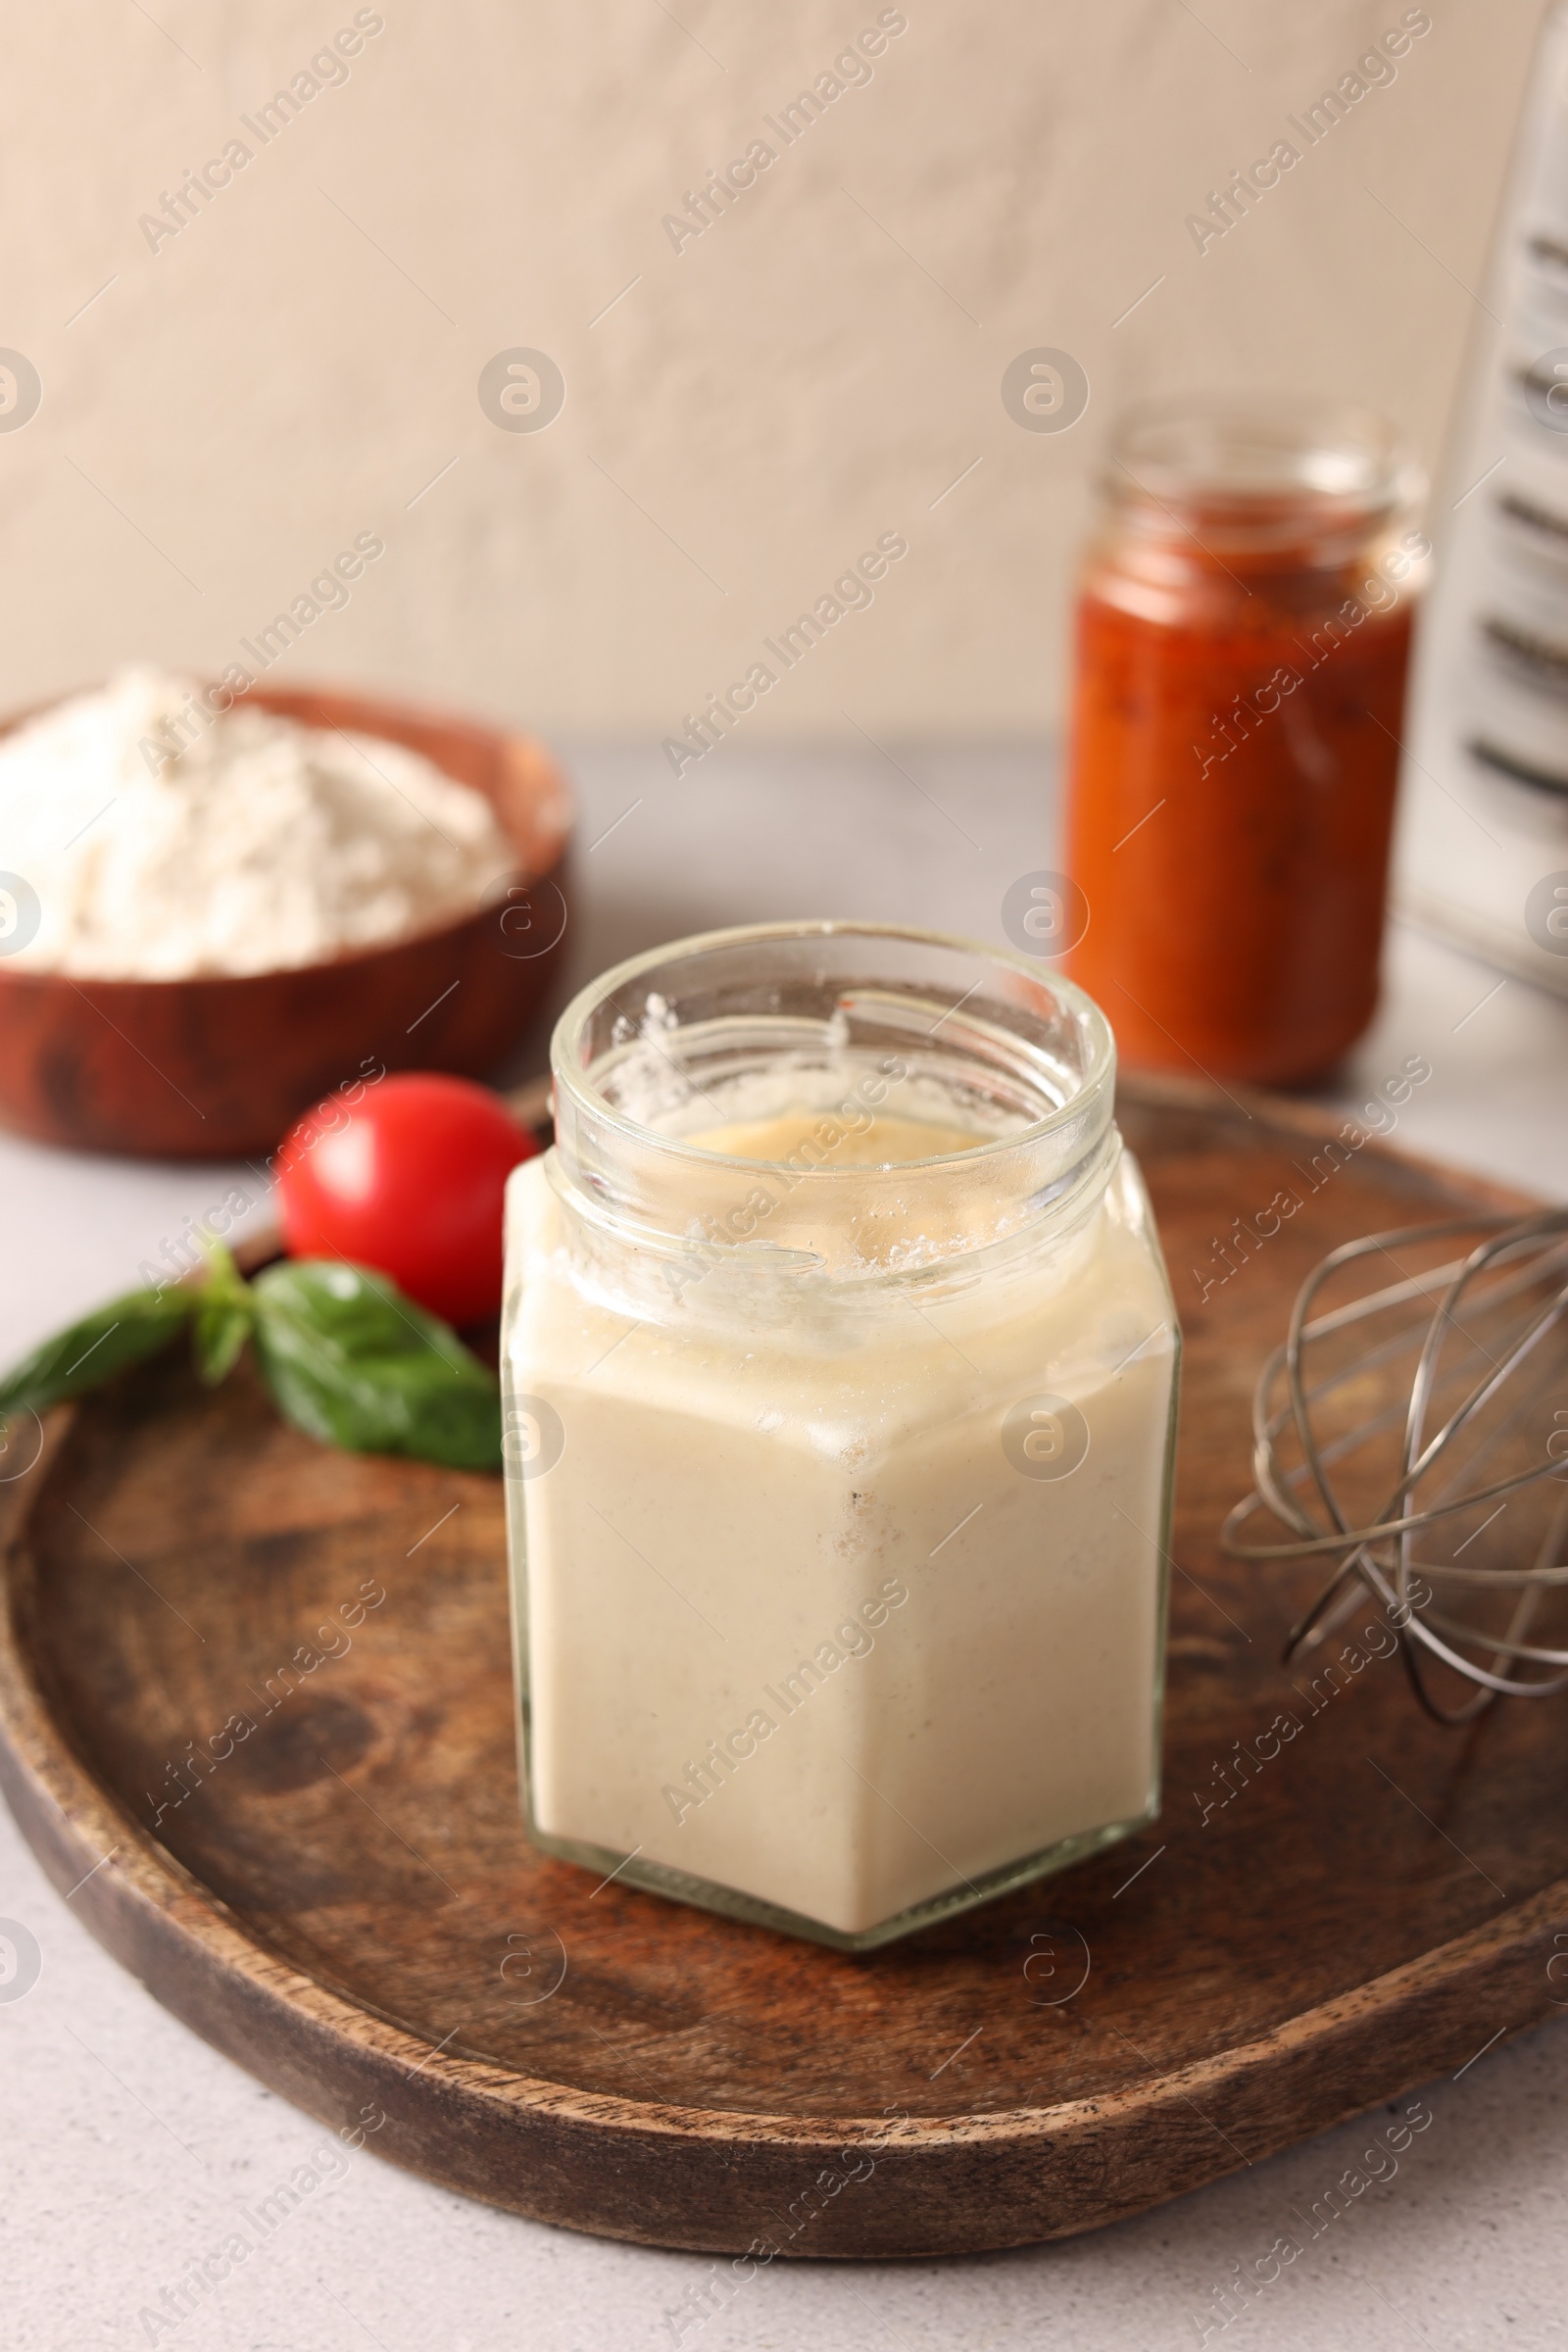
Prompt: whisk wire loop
<box><xmin>1223</xmin><ymin>1209</ymin><xmax>1568</xmax><ymax>1725</ymax></box>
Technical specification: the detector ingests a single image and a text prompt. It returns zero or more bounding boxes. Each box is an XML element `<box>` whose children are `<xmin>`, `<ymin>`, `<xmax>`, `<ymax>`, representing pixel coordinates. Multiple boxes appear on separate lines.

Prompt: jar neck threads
<box><xmin>546</xmin><ymin>922</ymin><xmax>1118</xmax><ymax>1292</ymax></box>
<box><xmin>1102</xmin><ymin>394</ymin><xmax>1421</xmax><ymax>567</ymax></box>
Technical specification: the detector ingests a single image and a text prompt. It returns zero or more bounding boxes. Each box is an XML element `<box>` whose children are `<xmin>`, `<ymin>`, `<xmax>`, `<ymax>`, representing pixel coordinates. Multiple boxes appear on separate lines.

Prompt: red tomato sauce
<box><xmin>1063</xmin><ymin>521</ymin><xmax>1421</xmax><ymax>1086</ymax></box>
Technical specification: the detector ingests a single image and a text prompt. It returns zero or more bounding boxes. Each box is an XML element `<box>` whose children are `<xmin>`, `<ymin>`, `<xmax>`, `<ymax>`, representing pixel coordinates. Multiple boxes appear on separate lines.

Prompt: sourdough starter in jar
<box><xmin>502</xmin><ymin>923</ymin><xmax>1179</xmax><ymax>1949</ymax></box>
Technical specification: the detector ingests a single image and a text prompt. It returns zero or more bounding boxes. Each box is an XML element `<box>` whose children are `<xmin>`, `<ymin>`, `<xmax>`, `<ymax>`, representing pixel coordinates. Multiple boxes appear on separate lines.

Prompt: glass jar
<box><xmin>501</xmin><ymin>922</ymin><xmax>1180</xmax><ymax>1950</ymax></box>
<box><xmin>1063</xmin><ymin>397</ymin><xmax>1429</xmax><ymax>1086</ymax></box>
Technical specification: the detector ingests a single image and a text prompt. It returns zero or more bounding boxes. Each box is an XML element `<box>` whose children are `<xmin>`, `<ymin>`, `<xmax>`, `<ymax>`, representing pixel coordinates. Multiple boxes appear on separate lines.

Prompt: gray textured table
<box><xmin>3</xmin><ymin>741</ymin><xmax>1565</xmax><ymax>2351</ymax></box>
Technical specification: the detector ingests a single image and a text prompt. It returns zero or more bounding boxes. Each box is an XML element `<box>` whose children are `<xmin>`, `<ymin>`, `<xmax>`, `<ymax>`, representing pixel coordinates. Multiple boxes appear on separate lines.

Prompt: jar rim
<box><xmin>1105</xmin><ymin>392</ymin><xmax>1421</xmax><ymax>518</ymax></box>
<box><xmin>550</xmin><ymin>917</ymin><xmax>1116</xmax><ymax>1176</ymax></box>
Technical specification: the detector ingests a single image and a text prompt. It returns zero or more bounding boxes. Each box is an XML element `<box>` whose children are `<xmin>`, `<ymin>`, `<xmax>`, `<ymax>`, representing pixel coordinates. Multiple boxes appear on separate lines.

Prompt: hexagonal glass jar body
<box><xmin>502</xmin><ymin>922</ymin><xmax>1179</xmax><ymax>1949</ymax></box>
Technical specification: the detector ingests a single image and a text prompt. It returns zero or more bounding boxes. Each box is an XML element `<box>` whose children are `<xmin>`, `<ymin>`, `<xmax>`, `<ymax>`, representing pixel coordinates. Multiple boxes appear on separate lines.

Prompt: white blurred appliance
<box><xmin>1397</xmin><ymin>0</ymin><xmax>1568</xmax><ymax>993</ymax></box>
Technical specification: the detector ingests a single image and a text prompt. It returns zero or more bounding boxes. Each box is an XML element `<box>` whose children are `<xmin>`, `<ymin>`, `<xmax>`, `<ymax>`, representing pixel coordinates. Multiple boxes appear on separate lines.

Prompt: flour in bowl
<box><xmin>0</xmin><ymin>667</ymin><xmax>516</xmax><ymax>978</ymax></box>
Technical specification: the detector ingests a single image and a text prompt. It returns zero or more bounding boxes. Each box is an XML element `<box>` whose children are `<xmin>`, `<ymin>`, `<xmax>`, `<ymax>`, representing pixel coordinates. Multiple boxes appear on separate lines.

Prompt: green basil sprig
<box><xmin>0</xmin><ymin>1243</ymin><xmax>501</xmax><ymax>1473</ymax></box>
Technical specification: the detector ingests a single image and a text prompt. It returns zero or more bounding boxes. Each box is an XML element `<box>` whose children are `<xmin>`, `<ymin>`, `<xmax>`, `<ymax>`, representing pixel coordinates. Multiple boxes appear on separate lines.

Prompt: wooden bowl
<box><xmin>0</xmin><ymin>683</ymin><xmax>572</xmax><ymax>1160</ymax></box>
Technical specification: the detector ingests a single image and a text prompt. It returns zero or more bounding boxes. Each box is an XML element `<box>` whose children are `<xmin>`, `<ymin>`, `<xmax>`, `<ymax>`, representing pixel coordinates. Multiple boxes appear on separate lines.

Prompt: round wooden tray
<box><xmin>1</xmin><ymin>1078</ymin><xmax>1564</xmax><ymax>2257</ymax></box>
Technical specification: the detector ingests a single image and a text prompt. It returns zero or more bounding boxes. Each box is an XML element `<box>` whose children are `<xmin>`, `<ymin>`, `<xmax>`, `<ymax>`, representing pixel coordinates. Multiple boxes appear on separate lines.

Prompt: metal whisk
<box><xmin>1221</xmin><ymin>1208</ymin><xmax>1568</xmax><ymax>1725</ymax></box>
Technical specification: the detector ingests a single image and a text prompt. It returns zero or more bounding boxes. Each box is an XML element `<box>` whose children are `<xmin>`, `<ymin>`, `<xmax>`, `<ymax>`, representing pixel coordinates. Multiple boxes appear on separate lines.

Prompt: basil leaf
<box><xmin>251</xmin><ymin>1259</ymin><xmax>502</xmax><ymax>1472</ymax></box>
<box><xmin>191</xmin><ymin>1239</ymin><xmax>255</xmax><ymax>1385</ymax></box>
<box><xmin>194</xmin><ymin>1299</ymin><xmax>254</xmax><ymax>1386</ymax></box>
<box><xmin>0</xmin><ymin>1287</ymin><xmax>199</xmax><ymax>1419</ymax></box>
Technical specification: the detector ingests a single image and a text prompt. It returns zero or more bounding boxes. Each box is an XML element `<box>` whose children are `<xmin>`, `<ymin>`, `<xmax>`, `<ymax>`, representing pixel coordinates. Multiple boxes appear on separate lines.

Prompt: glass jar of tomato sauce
<box><xmin>1062</xmin><ymin>399</ymin><xmax>1428</xmax><ymax>1086</ymax></box>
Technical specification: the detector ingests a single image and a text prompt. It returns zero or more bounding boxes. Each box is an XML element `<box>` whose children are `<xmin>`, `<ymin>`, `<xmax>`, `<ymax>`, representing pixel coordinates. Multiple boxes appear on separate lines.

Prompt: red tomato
<box><xmin>275</xmin><ymin>1074</ymin><xmax>540</xmax><ymax>1326</ymax></box>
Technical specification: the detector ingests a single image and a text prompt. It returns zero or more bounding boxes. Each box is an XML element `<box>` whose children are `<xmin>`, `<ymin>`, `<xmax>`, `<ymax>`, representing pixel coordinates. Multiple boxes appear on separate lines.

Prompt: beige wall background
<box><xmin>0</xmin><ymin>0</ymin><xmax>1544</xmax><ymax>743</ymax></box>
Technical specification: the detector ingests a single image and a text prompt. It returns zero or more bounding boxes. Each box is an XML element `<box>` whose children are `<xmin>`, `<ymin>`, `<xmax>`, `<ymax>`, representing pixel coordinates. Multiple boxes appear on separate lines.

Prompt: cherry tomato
<box><xmin>275</xmin><ymin>1073</ymin><xmax>540</xmax><ymax>1327</ymax></box>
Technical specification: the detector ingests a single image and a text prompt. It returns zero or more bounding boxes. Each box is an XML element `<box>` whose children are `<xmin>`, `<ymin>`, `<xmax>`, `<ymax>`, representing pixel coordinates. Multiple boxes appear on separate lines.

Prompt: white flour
<box><xmin>0</xmin><ymin>667</ymin><xmax>515</xmax><ymax>978</ymax></box>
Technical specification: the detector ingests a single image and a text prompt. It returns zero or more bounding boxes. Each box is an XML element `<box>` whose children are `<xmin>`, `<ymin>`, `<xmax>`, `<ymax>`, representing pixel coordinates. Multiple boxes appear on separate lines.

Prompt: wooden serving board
<box><xmin>2</xmin><ymin>1079</ymin><xmax>1565</xmax><ymax>2258</ymax></box>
